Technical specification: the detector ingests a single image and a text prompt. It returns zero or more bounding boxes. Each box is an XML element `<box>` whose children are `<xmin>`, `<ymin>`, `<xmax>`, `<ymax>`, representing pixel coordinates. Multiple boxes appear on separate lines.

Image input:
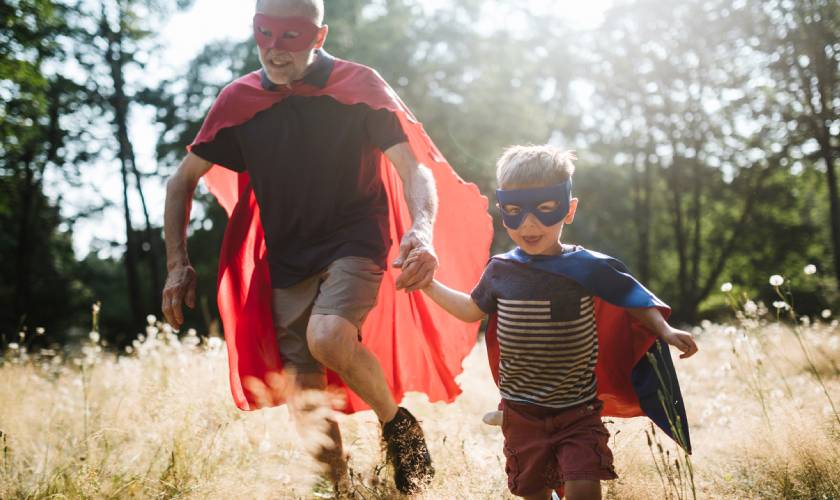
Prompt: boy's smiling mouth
<box><xmin>522</xmin><ymin>235</ymin><xmax>543</xmax><ymax>245</ymax></box>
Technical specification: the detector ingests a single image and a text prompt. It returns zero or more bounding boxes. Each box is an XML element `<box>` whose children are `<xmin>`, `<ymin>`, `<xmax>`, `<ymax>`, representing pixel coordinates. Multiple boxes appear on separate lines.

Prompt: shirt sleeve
<box><xmin>365</xmin><ymin>107</ymin><xmax>408</xmax><ymax>152</ymax></box>
<box><xmin>191</xmin><ymin>125</ymin><xmax>246</xmax><ymax>173</ymax></box>
<box><xmin>470</xmin><ymin>262</ymin><xmax>497</xmax><ymax>314</ymax></box>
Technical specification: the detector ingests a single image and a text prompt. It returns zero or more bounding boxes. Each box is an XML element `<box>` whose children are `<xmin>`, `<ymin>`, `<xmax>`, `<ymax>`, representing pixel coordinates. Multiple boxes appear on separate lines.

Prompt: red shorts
<box><xmin>501</xmin><ymin>398</ymin><xmax>618</xmax><ymax>496</ymax></box>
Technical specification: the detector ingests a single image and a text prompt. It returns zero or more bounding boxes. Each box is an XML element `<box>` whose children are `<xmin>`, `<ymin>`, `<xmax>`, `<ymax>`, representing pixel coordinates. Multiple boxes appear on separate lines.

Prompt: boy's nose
<box><xmin>520</xmin><ymin>212</ymin><xmax>540</xmax><ymax>228</ymax></box>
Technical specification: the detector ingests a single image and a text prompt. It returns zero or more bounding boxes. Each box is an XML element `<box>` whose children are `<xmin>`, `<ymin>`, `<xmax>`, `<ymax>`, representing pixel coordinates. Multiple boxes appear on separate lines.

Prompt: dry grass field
<box><xmin>1</xmin><ymin>296</ymin><xmax>839</xmax><ymax>499</ymax></box>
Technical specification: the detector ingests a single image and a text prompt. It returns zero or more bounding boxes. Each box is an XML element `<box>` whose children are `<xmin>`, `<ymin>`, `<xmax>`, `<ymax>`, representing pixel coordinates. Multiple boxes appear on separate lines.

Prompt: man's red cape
<box><xmin>190</xmin><ymin>58</ymin><xmax>492</xmax><ymax>412</ymax></box>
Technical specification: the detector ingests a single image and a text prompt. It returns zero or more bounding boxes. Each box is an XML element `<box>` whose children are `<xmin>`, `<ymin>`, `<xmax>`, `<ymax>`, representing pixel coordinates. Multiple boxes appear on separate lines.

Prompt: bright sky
<box><xmin>67</xmin><ymin>0</ymin><xmax>611</xmax><ymax>259</ymax></box>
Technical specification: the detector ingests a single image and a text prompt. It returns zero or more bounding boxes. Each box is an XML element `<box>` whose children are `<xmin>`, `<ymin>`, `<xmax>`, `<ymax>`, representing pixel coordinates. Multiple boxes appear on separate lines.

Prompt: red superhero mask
<box><xmin>253</xmin><ymin>14</ymin><xmax>320</xmax><ymax>52</ymax></box>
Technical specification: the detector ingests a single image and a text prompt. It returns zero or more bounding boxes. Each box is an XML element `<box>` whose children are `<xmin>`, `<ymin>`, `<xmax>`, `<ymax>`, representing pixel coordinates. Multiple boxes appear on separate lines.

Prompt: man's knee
<box><xmin>306</xmin><ymin>314</ymin><xmax>358</xmax><ymax>372</ymax></box>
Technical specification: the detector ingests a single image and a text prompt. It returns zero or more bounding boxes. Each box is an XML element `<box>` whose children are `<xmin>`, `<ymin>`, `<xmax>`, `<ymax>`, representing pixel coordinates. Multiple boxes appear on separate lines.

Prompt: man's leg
<box><xmin>306</xmin><ymin>256</ymin><xmax>434</xmax><ymax>494</ymax></box>
<box><xmin>273</xmin><ymin>288</ymin><xmax>348</xmax><ymax>487</ymax></box>
<box><xmin>288</xmin><ymin>371</ymin><xmax>348</xmax><ymax>486</ymax></box>
<box><xmin>306</xmin><ymin>313</ymin><xmax>397</xmax><ymax>422</ymax></box>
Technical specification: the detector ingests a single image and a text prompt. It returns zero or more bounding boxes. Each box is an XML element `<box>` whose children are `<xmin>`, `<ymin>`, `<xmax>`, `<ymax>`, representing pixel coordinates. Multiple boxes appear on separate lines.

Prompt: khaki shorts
<box><xmin>272</xmin><ymin>256</ymin><xmax>384</xmax><ymax>374</ymax></box>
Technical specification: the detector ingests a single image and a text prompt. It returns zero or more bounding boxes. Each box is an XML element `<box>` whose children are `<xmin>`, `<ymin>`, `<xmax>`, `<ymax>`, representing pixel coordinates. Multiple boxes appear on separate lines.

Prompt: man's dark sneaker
<box><xmin>382</xmin><ymin>407</ymin><xmax>435</xmax><ymax>494</ymax></box>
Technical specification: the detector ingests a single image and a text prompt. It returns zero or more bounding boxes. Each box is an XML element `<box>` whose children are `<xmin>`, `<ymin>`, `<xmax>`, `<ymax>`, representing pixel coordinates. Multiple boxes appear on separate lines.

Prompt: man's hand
<box><xmin>162</xmin><ymin>264</ymin><xmax>197</xmax><ymax>330</ymax></box>
<box><xmin>661</xmin><ymin>327</ymin><xmax>699</xmax><ymax>359</ymax></box>
<box><xmin>393</xmin><ymin>227</ymin><xmax>438</xmax><ymax>292</ymax></box>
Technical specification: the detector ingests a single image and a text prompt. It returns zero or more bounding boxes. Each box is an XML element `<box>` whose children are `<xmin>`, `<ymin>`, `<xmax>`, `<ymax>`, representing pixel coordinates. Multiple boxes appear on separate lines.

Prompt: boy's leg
<box><xmin>564</xmin><ymin>480</ymin><xmax>601</xmax><ymax>500</ymax></box>
<box><xmin>522</xmin><ymin>489</ymin><xmax>553</xmax><ymax>500</ymax></box>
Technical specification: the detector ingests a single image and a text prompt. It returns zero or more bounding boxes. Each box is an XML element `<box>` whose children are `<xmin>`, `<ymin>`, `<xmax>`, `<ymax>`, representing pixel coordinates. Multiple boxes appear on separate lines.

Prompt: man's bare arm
<box><xmin>162</xmin><ymin>152</ymin><xmax>214</xmax><ymax>329</ymax></box>
<box><xmin>385</xmin><ymin>142</ymin><xmax>439</xmax><ymax>292</ymax></box>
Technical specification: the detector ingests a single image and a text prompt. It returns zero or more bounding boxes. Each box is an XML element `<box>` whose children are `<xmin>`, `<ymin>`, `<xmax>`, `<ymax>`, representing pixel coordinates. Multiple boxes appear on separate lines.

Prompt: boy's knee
<box><xmin>306</xmin><ymin>315</ymin><xmax>358</xmax><ymax>371</ymax></box>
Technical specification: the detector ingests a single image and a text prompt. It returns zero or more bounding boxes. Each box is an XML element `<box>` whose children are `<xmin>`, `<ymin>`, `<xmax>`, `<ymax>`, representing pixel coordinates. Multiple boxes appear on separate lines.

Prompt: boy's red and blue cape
<box><xmin>486</xmin><ymin>247</ymin><xmax>692</xmax><ymax>452</ymax></box>
<box><xmin>189</xmin><ymin>54</ymin><xmax>493</xmax><ymax>413</ymax></box>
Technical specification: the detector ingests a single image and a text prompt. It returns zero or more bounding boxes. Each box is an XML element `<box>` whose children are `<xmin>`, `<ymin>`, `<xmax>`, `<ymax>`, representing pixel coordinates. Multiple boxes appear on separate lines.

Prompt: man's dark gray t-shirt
<box><xmin>192</xmin><ymin>50</ymin><xmax>407</xmax><ymax>288</ymax></box>
<box><xmin>471</xmin><ymin>248</ymin><xmax>599</xmax><ymax>409</ymax></box>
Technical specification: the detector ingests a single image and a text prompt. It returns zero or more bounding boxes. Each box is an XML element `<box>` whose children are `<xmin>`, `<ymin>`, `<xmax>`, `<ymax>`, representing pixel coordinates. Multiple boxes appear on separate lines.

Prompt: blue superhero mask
<box><xmin>496</xmin><ymin>181</ymin><xmax>572</xmax><ymax>229</ymax></box>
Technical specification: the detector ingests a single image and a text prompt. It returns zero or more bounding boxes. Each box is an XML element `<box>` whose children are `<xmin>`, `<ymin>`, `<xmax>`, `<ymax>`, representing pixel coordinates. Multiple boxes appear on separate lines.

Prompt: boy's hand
<box><xmin>661</xmin><ymin>327</ymin><xmax>699</xmax><ymax>359</ymax></box>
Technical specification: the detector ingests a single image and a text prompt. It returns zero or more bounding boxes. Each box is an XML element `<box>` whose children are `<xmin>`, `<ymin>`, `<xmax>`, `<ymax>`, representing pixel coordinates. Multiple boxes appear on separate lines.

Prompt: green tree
<box><xmin>0</xmin><ymin>0</ymin><xmax>94</xmax><ymax>340</ymax></box>
<box><xmin>578</xmin><ymin>0</ymin><xmax>809</xmax><ymax>321</ymax></box>
<box><xmin>742</xmin><ymin>0</ymin><xmax>840</xmax><ymax>286</ymax></box>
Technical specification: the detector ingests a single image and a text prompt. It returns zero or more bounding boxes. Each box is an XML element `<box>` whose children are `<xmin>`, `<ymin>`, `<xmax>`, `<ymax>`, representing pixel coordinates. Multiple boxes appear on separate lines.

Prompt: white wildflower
<box><xmin>744</xmin><ymin>300</ymin><xmax>758</xmax><ymax>315</ymax></box>
<box><xmin>720</xmin><ymin>282</ymin><xmax>733</xmax><ymax>293</ymax></box>
<box><xmin>772</xmin><ymin>301</ymin><xmax>789</xmax><ymax>310</ymax></box>
<box><xmin>8</xmin><ymin>343</ymin><xmax>19</xmax><ymax>350</ymax></box>
<box><xmin>89</xmin><ymin>331</ymin><xmax>100</xmax><ymax>343</ymax></box>
<box><xmin>146</xmin><ymin>314</ymin><xmax>156</xmax><ymax>325</ymax></box>
<box><xmin>800</xmin><ymin>316</ymin><xmax>810</xmax><ymax>327</ymax></box>
<box><xmin>701</xmin><ymin>319</ymin><xmax>712</xmax><ymax>329</ymax></box>
<box><xmin>822</xmin><ymin>309</ymin><xmax>832</xmax><ymax>319</ymax></box>
<box><xmin>92</xmin><ymin>303</ymin><xmax>101</xmax><ymax>314</ymax></box>
<box><xmin>208</xmin><ymin>337</ymin><xmax>223</xmax><ymax>350</ymax></box>
<box><xmin>35</xmin><ymin>327</ymin><xmax>45</xmax><ymax>335</ymax></box>
<box><xmin>769</xmin><ymin>275</ymin><xmax>784</xmax><ymax>287</ymax></box>
<box><xmin>804</xmin><ymin>264</ymin><xmax>817</xmax><ymax>275</ymax></box>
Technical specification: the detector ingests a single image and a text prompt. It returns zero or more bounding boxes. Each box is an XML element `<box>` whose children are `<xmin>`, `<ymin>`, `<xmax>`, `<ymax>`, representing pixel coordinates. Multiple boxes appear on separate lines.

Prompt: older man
<box><xmin>162</xmin><ymin>0</ymin><xmax>491</xmax><ymax>495</ymax></box>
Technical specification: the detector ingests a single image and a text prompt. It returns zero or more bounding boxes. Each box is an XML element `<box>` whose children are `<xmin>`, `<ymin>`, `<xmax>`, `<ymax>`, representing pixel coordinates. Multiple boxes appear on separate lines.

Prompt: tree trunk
<box><xmin>633</xmin><ymin>148</ymin><xmax>652</xmax><ymax>284</ymax></box>
<box><xmin>103</xmin><ymin>7</ymin><xmax>144</xmax><ymax>327</ymax></box>
<box><xmin>822</xmin><ymin>144</ymin><xmax>840</xmax><ymax>286</ymax></box>
<box><xmin>14</xmin><ymin>152</ymin><xmax>36</xmax><ymax>328</ymax></box>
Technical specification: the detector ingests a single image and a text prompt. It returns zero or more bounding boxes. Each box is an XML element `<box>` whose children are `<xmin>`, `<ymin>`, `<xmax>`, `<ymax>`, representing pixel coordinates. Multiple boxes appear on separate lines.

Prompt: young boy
<box><xmin>413</xmin><ymin>145</ymin><xmax>698</xmax><ymax>500</ymax></box>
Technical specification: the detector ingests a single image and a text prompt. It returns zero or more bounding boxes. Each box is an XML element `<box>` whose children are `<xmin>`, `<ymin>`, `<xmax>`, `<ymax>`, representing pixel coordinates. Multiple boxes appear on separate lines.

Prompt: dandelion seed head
<box><xmin>8</xmin><ymin>343</ymin><xmax>19</xmax><ymax>350</ymax></box>
<box><xmin>822</xmin><ymin>309</ymin><xmax>832</xmax><ymax>319</ymax></box>
<box><xmin>701</xmin><ymin>319</ymin><xmax>712</xmax><ymax>329</ymax></box>
<box><xmin>772</xmin><ymin>301</ymin><xmax>789</xmax><ymax>310</ymax></box>
<box><xmin>744</xmin><ymin>300</ymin><xmax>758</xmax><ymax>316</ymax></box>
<box><xmin>35</xmin><ymin>327</ymin><xmax>45</xmax><ymax>335</ymax></box>
<box><xmin>146</xmin><ymin>314</ymin><xmax>156</xmax><ymax>325</ymax></box>
<box><xmin>92</xmin><ymin>303</ymin><xmax>101</xmax><ymax>314</ymax></box>
<box><xmin>89</xmin><ymin>331</ymin><xmax>100</xmax><ymax>343</ymax></box>
<box><xmin>804</xmin><ymin>264</ymin><xmax>817</xmax><ymax>275</ymax></box>
<box><xmin>769</xmin><ymin>275</ymin><xmax>784</xmax><ymax>287</ymax></box>
<box><xmin>720</xmin><ymin>282</ymin><xmax>733</xmax><ymax>293</ymax></box>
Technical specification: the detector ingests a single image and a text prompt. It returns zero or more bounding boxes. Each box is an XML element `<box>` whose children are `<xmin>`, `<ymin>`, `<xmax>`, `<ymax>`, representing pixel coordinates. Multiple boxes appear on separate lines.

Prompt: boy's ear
<box><xmin>564</xmin><ymin>198</ymin><xmax>579</xmax><ymax>224</ymax></box>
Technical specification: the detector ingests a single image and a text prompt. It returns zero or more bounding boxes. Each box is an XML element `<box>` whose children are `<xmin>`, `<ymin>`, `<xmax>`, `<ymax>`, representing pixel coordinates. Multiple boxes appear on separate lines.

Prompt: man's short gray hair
<box><xmin>496</xmin><ymin>145</ymin><xmax>577</xmax><ymax>189</ymax></box>
<box><xmin>256</xmin><ymin>0</ymin><xmax>325</xmax><ymax>24</ymax></box>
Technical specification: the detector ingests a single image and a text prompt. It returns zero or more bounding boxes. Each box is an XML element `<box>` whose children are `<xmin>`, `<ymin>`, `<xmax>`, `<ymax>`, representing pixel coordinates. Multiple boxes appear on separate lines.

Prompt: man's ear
<box><xmin>564</xmin><ymin>198</ymin><xmax>579</xmax><ymax>224</ymax></box>
<box><xmin>313</xmin><ymin>24</ymin><xmax>329</xmax><ymax>49</ymax></box>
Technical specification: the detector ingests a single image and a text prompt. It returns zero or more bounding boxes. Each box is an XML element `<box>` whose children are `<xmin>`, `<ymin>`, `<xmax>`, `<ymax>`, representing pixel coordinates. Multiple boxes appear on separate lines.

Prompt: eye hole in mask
<box><xmin>496</xmin><ymin>181</ymin><xmax>572</xmax><ymax>229</ymax></box>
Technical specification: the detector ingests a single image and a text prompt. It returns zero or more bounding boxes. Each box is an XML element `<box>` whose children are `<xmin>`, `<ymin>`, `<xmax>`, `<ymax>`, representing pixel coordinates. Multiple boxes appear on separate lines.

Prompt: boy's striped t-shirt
<box><xmin>471</xmin><ymin>252</ymin><xmax>598</xmax><ymax>409</ymax></box>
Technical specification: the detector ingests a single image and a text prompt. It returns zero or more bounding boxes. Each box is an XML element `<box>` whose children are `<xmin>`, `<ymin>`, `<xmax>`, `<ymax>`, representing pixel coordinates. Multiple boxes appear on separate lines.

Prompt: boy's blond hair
<box><xmin>496</xmin><ymin>145</ymin><xmax>577</xmax><ymax>189</ymax></box>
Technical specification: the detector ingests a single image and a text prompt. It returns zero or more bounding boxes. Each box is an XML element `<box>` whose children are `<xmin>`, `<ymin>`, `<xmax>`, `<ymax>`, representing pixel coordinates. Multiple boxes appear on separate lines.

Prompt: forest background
<box><xmin>2</xmin><ymin>0</ymin><xmax>838</xmax><ymax>349</ymax></box>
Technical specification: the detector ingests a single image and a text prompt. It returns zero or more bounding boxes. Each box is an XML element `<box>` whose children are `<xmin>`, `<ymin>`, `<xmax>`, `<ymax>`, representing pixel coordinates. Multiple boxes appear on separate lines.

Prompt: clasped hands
<box><xmin>393</xmin><ymin>226</ymin><xmax>438</xmax><ymax>293</ymax></box>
